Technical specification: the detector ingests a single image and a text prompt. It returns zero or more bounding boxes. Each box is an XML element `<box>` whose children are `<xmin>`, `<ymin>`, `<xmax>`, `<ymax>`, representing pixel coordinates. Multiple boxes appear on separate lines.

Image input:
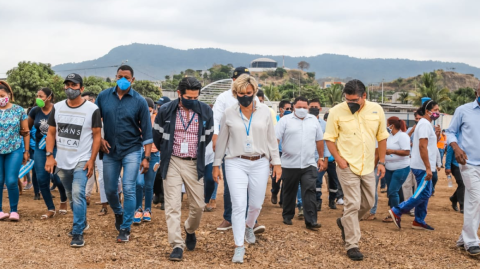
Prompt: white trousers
<box><xmin>402</xmin><ymin>171</ymin><xmax>417</xmax><ymax>213</ymax></box>
<box><xmin>225</xmin><ymin>157</ymin><xmax>269</xmax><ymax>247</ymax></box>
<box><xmin>457</xmin><ymin>164</ymin><xmax>480</xmax><ymax>250</ymax></box>
<box><xmin>85</xmin><ymin>155</ymin><xmax>122</xmax><ymax>203</ymax></box>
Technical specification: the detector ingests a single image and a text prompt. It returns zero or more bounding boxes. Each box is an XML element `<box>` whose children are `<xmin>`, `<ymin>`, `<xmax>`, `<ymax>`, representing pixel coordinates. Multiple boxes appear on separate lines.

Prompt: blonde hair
<box><xmin>232</xmin><ymin>74</ymin><xmax>258</xmax><ymax>97</ymax></box>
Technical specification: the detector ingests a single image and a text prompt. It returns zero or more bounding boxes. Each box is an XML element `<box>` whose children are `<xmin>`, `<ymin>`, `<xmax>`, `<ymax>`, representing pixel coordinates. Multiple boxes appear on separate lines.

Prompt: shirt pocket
<box><xmin>338</xmin><ymin>116</ymin><xmax>356</xmax><ymax>137</ymax></box>
<box><xmin>364</xmin><ymin>114</ymin><xmax>379</xmax><ymax>133</ymax></box>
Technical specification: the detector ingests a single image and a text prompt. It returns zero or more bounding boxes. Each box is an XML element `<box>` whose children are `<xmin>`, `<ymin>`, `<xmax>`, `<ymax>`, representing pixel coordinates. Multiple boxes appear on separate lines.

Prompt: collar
<box><xmin>473</xmin><ymin>100</ymin><xmax>480</xmax><ymax>109</ymax></box>
<box><xmin>111</xmin><ymin>86</ymin><xmax>135</xmax><ymax>97</ymax></box>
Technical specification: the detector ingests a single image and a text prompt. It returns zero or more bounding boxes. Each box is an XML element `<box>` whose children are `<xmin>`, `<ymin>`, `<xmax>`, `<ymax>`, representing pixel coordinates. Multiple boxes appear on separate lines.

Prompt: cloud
<box><xmin>1</xmin><ymin>0</ymin><xmax>479</xmax><ymax>75</ymax></box>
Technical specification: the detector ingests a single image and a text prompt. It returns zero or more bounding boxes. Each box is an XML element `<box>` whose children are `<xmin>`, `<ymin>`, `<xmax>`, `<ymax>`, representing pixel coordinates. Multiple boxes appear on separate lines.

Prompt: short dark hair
<box><xmin>39</xmin><ymin>87</ymin><xmax>55</xmax><ymax>102</ymax></box>
<box><xmin>293</xmin><ymin>96</ymin><xmax>309</xmax><ymax>105</ymax></box>
<box><xmin>309</xmin><ymin>98</ymin><xmax>321</xmax><ymax>106</ymax></box>
<box><xmin>117</xmin><ymin>65</ymin><xmax>134</xmax><ymax>76</ymax></box>
<box><xmin>323</xmin><ymin>112</ymin><xmax>329</xmax><ymax>120</ymax></box>
<box><xmin>81</xmin><ymin>91</ymin><xmax>96</xmax><ymax>98</ymax></box>
<box><xmin>417</xmin><ymin>99</ymin><xmax>438</xmax><ymax>116</ymax></box>
<box><xmin>279</xmin><ymin>100</ymin><xmax>291</xmax><ymax>109</ymax></box>
<box><xmin>177</xmin><ymin>77</ymin><xmax>202</xmax><ymax>95</ymax></box>
<box><xmin>414</xmin><ymin>111</ymin><xmax>419</xmax><ymax>117</ymax></box>
<box><xmin>343</xmin><ymin>79</ymin><xmax>366</xmax><ymax>96</ymax></box>
<box><xmin>256</xmin><ymin>89</ymin><xmax>265</xmax><ymax>98</ymax></box>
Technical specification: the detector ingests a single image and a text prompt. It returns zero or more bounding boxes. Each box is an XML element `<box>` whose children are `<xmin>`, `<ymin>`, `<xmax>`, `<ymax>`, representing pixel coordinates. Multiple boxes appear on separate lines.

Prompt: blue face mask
<box><xmin>284</xmin><ymin>110</ymin><xmax>292</xmax><ymax>115</ymax></box>
<box><xmin>478</xmin><ymin>96</ymin><xmax>480</xmax><ymax>103</ymax></box>
<box><xmin>117</xmin><ymin>77</ymin><xmax>131</xmax><ymax>91</ymax></box>
<box><xmin>181</xmin><ymin>96</ymin><xmax>198</xmax><ymax>110</ymax></box>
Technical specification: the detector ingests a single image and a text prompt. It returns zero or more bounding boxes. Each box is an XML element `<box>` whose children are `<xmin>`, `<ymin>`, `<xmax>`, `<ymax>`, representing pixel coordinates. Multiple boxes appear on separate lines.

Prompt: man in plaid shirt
<box><xmin>153</xmin><ymin>77</ymin><xmax>214</xmax><ymax>262</ymax></box>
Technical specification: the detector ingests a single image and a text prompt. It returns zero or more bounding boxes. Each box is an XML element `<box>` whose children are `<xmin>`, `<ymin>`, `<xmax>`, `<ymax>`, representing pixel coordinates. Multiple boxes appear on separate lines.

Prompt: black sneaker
<box><xmin>68</xmin><ymin>222</ymin><xmax>90</xmax><ymax>237</ymax></box>
<box><xmin>347</xmin><ymin>248</ymin><xmax>364</xmax><ymax>261</ymax></box>
<box><xmin>337</xmin><ymin>218</ymin><xmax>345</xmax><ymax>242</ymax></box>
<box><xmin>185</xmin><ymin>228</ymin><xmax>197</xmax><ymax>251</ymax></box>
<box><xmin>449</xmin><ymin>197</ymin><xmax>459</xmax><ymax>212</ymax></box>
<box><xmin>115</xmin><ymin>213</ymin><xmax>123</xmax><ymax>232</ymax></box>
<box><xmin>70</xmin><ymin>234</ymin><xmax>85</xmax><ymax>248</ymax></box>
<box><xmin>316</xmin><ymin>201</ymin><xmax>322</xmax><ymax>211</ymax></box>
<box><xmin>468</xmin><ymin>246</ymin><xmax>480</xmax><ymax>256</ymax></box>
<box><xmin>34</xmin><ymin>193</ymin><xmax>41</xmax><ymax>200</ymax></box>
<box><xmin>116</xmin><ymin>229</ymin><xmax>130</xmax><ymax>243</ymax></box>
<box><xmin>160</xmin><ymin>203</ymin><xmax>165</xmax><ymax>211</ymax></box>
<box><xmin>169</xmin><ymin>247</ymin><xmax>183</xmax><ymax>261</ymax></box>
<box><xmin>283</xmin><ymin>218</ymin><xmax>292</xmax><ymax>225</ymax></box>
<box><xmin>329</xmin><ymin>200</ymin><xmax>337</xmax><ymax>209</ymax></box>
<box><xmin>153</xmin><ymin>194</ymin><xmax>160</xmax><ymax>205</ymax></box>
<box><xmin>306</xmin><ymin>223</ymin><xmax>321</xmax><ymax>231</ymax></box>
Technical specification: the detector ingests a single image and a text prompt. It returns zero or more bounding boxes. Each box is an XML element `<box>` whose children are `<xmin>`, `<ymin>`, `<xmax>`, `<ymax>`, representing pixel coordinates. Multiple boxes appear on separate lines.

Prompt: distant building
<box><xmin>322</xmin><ymin>81</ymin><xmax>345</xmax><ymax>88</ymax></box>
<box><xmin>249</xmin><ymin>58</ymin><xmax>278</xmax><ymax>72</ymax></box>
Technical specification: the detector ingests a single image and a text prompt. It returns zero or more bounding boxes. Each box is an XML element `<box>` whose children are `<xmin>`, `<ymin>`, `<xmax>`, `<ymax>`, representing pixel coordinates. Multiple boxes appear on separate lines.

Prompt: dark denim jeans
<box><xmin>136</xmin><ymin>151</ymin><xmax>160</xmax><ymax>211</ymax></box>
<box><xmin>204</xmin><ymin>163</ymin><xmax>216</xmax><ymax>204</ymax></box>
<box><xmin>34</xmin><ymin>147</ymin><xmax>67</xmax><ymax>210</ymax></box>
<box><xmin>56</xmin><ymin>161</ymin><xmax>88</xmax><ymax>235</ymax></box>
<box><xmin>385</xmin><ymin>166</ymin><xmax>410</xmax><ymax>208</ymax></box>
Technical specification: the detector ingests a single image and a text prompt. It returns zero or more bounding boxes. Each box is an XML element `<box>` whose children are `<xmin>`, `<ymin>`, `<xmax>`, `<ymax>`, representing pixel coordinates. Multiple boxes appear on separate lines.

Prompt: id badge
<box><xmin>181</xmin><ymin>142</ymin><xmax>189</xmax><ymax>154</ymax></box>
<box><xmin>244</xmin><ymin>136</ymin><xmax>254</xmax><ymax>153</ymax></box>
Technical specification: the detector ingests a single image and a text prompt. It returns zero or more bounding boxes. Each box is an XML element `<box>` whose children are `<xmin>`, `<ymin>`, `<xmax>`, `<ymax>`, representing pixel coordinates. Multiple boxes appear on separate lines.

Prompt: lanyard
<box><xmin>239</xmin><ymin>107</ymin><xmax>253</xmax><ymax>136</ymax></box>
<box><xmin>179</xmin><ymin>109</ymin><xmax>196</xmax><ymax>131</ymax></box>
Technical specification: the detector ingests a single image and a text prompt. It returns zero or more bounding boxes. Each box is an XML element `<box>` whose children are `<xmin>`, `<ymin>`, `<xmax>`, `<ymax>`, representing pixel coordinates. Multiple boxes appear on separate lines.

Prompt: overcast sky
<box><xmin>1</xmin><ymin>0</ymin><xmax>479</xmax><ymax>76</ymax></box>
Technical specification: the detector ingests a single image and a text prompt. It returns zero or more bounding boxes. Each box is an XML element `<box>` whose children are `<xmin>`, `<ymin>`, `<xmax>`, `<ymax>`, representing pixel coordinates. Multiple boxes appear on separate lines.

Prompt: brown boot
<box><xmin>216</xmin><ymin>220</ymin><xmax>232</xmax><ymax>231</ymax></box>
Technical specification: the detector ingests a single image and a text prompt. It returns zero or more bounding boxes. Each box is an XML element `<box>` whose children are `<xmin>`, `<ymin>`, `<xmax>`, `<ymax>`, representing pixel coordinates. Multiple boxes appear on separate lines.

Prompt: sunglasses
<box><xmin>284</xmin><ymin>108</ymin><xmax>292</xmax><ymax>111</ymax></box>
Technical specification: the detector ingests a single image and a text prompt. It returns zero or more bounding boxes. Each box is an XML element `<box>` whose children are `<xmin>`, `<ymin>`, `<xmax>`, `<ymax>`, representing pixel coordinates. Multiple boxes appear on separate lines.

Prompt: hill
<box><xmin>52</xmin><ymin>43</ymin><xmax>480</xmax><ymax>83</ymax></box>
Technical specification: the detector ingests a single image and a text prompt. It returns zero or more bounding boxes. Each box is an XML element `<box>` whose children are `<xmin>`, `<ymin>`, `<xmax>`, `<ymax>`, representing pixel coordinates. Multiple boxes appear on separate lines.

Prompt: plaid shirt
<box><xmin>172</xmin><ymin>108</ymin><xmax>199</xmax><ymax>158</ymax></box>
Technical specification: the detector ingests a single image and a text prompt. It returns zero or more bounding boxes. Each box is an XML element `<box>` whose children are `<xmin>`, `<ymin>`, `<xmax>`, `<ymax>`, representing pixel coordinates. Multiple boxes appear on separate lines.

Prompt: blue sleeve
<box><xmin>446</xmin><ymin>107</ymin><xmax>462</xmax><ymax>145</ymax></box>
<box><xmin>139</xmin><ymin>98</ymin><xmax>153</xmax><ymax>145</ymax></box>
<box><xmin>445</xmin><ymin>146</ymin><xmax>453</xmax><ymax>170</ymax></box>
<box><xmin>95</xmin><ymin>93</ymin><xmax>102</xmax><ymax>116</ymax></box>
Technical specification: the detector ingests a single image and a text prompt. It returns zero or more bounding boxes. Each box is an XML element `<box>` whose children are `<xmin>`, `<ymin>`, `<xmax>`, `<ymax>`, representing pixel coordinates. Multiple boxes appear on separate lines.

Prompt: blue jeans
<box><xmin>56</xmin><ymin>161</ymin><xmax>88</xmax><ymax>235</ymax></box>
<box><xmin>0</xmin><ymin>148</ymin><xmax>23</xmax><ymax>212</ymax></box>
<box><xmin>385</xmin><ymin>166</ymin><xmax>410</xmax><ymax>208</ymax></box>
<box><xmin>135</xmin><ymin>151</ymin><xmax>160</xmax><ymax>211</ymax></box>
<box><xmin>370</xmin><ymin>168</ymin><xmax>380</xmax><ymax>214</ymax></box>
<box><xmin>438</xmin><ymin>148</ymin><xmax>445</xmax><ymax>166</ymax></box>
<box><xmin>296</xmin><ymin>185</ymin><xmax>302</xmax><ymax>208</ymax></box>
<box><xmin>432</xmin><ymin>171</ymin><xmax>438</xmax><ymax>192</ymax></box>
<box><xmin>392</xmin><ymin>169</ymin><xmax>433</xmax><ymax>225</ymax></box>
<box><xmin>34</xmin><ymin>147</ymin><xmax>67</xmax><ymax>210</ymax></box>
<box><xmin>211</xmin><ymin>181</ymin><xmax>218</xmax><ymax>200</ymax></box>
<box><xmin>222</xmin><ymin>161</ymin><xmax>232</xmax><ymax>223</ymax></box>
<box><xmin>29</xmin><ymin>149</ymin><xmax>39</xmax><ymax>195</ymax></box>
<box><xmin>103</xmin><ymin>149</ymin><xmax>142</xmax><ymax>230</ymax></box>
<box><xmin>204</xmin><ymin>163</ymin><xmax>216</xmax><ymax>203</ymax></box>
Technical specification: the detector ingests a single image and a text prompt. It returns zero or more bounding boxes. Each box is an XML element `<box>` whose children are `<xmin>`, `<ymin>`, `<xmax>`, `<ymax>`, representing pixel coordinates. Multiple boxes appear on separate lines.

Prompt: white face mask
<box><xmin>294</xmin><ymin>108</ymin><xmax>308</xmax><ymax>118</ymax></box>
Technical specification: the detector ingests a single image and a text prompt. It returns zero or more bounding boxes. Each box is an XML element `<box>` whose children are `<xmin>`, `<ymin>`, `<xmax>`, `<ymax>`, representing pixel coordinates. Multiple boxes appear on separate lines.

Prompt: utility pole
<box><xmin>381</xmin><ymin>79</ymin><xmax>384</xmax><ymax>103</ymax></box>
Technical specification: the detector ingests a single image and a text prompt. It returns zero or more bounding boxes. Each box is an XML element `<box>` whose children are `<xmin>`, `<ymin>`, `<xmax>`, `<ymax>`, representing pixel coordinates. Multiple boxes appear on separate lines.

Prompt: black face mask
<box><xmin>309</xmin><ymin>107</ymin><xmax>320</xmax><ymax>116</ymax></box>
<box><xmin>237</xmin><ymin>94</ymin><xmax>254</xmax><ymax>107</ymax></box>
<box><xmin>347</xmin><ymin>102</ymin><xmax>361</xmax><ymax>114</ymax></box>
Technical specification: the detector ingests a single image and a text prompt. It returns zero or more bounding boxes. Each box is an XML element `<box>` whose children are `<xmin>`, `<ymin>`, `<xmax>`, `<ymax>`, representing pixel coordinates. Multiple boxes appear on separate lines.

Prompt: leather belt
<box><xmin>176</xmin><ymin>156</ymin><xmax>197</xmax><ymax>161</ymax></box>
<box><xmin>238</xmin><ymin>154</ymin><xmax>265</xmax><ymax>161</ymax></box>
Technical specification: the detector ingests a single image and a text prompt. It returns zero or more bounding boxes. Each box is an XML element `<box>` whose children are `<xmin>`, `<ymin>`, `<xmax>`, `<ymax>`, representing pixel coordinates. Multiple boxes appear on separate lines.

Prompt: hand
<box><xmin>272</xmin><ymin>165</ymin><xmax>282</xmax><ymax>181</ymax></box>
<box><xmin>212</xmin><ymin>166</ymin><xmax>223</xmax><ymax>183</ymax></box>
<box><xmin>386</xmin><ymin>149</ymin><xmax>393</xmax><ymax>155</ymax></box>
<box><xmin>377</xmin><ymin>164</ymin><xmax>386</xmax><ymax>180</ymax></box>
<box><xmin>23</xmin><ymin>151</ymin><xmax>30</xmax><ymax>165</ymax></box>
<box><xmin>323</xmin><ymin>159</ymin><xmax>329</xmax><ymax>171</ymax></box>
<box><xmin>453</xmin><ymin>147</ymin><xmax>468</xmax><ymax>165</ymax></box>
<box><xmin>437</xmin><ymin>167</ymin><xmax>441</xmax><ymax>172</ymax></box>
<box><xmin>83</xmin><ymin>159</ymin><xmax>95</xmax><ymax>178</ymax></box>
<box><xmin>45</xmin><ymin>156</ymin><xmax>57</xmax><ymax>174</ymax></box>
<box><xmin>336</xmin><ymin>157</ymin><xmax>349</xmax><ymax>169</ymax></box>
<box><xmin>100</xmin><ymin>139</ymin><xmax>111</xmax><ymax>154</ymax></box>
<box><xmin>317</xmin><ymin>159</ymin><xmax>326</xmax><ymax>172</ymax></box>
<box><xmin>212</xmin><ymin>134</ymin><xmax>218</xmax><ymax>152</ymax></box>
<box><xmin>425</xmin><ymin>168</ymin><xmax>433</xmax><ymax>181</ymax></box>
<box><xmin>445</xmin><ymin>169</ymin><xmax>451</xmax><ymax>176</ymax></box>
<box><xmin>20</xmin><ymin>128</ymin><xmax>30</xmax><ymax>137</ymax></box>
<box><xmin>139</xmin><ymin>159</ymin><xmax>149</xmax><ymax>174</ymax></box>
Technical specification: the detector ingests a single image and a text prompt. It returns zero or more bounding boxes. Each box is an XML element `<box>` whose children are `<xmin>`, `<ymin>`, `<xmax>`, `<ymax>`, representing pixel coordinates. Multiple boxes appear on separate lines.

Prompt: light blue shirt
<box><xmin>315</xmin><ymin>118</ymin><xmax>331</xmax><ymax>160</ymax></box>
<box><xmin>276</xmin><ymin>115</ymin><xmax>282</xmax><ymax>152</ymax></box>
<box><xmin>446</xmin><ymin>101</ymin><xmax>480</xmax><ymax>166</ymax></box>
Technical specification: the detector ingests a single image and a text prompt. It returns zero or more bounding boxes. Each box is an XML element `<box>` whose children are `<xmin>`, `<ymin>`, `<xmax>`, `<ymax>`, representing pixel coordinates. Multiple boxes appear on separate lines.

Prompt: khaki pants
<box><xmin>164</xmin><ymin>156</ymin><xmax>205</xmax><ymax>250</ymax></box>
<box><xmin>336</xmin><ymin>166</ymin><xmax>376</xmax><ymax>250</ymax></box>
<box><xmin>402</xmin><ymin>171</ymin><xmax>416</xmax><ymax>214</ymax></box>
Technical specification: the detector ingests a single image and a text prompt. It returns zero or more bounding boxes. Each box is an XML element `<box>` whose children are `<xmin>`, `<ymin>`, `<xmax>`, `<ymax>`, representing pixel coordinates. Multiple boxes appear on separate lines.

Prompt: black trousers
<box><xmin>271</xmin><ymin>152</ymin><xmax>283</xmax><ymax>202</ymax></box>
<box><xmin>282</xmin><ymin>166</ymin><xmax>318</xmax><ymax>225</ymax></box>
<box><xmin>153</xmin><ymin>169</ymin><xmax>164</xmax><ymax>204</ymax></box>
<box><xmin>451</xmin><ymin>164</ymin><xmax>465</xmax><ymax>208</ymax></box>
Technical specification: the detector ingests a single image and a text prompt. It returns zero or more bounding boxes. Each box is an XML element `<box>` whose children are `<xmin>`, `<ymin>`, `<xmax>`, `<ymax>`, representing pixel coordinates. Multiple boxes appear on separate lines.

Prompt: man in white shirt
<box><xmin>212</xmin><ymin>67</ymin><xmax>264</xmax><ymax>233</ymax></box>
<box><xmin>275</xmin><ymin>96</ymin><xmax>325</xmax><ymax>230</ymax></box>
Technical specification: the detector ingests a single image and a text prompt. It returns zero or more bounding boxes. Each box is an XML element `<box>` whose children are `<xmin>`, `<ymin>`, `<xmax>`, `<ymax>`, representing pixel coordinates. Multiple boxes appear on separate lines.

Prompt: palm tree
<box><xmin>412</xmin><ymin>72</ymin><xmax>450</xmax><ymax>106</ymax></box>
<box><xmin>324</xmin><ymin>84</ymin><xmax>343</xmax><ymax>106</ymax></box>
<box><xmin>263</xmin><ymin>84</ymin><xmax>282</xmax><ymax>101</ymax></box>
<box><xmin>398</xmin><ymin>91</ymin><xmax>410</xmax><ymax>104</ymax></box>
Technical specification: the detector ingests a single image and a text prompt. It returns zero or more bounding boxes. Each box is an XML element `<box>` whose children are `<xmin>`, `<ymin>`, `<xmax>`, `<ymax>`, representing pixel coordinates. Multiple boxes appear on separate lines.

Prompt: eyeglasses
<box><xmin>284</xmin><ymin>108</ymin><xmax>292</xmax><ymax>111</ymax></box>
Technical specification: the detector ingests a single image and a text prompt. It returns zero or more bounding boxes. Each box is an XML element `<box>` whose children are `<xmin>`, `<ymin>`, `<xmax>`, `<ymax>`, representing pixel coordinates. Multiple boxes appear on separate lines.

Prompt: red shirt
<box><xmin>172</xmin><ymin>108</ymin><xmax>199</xmax><ymax>158</ymax></box>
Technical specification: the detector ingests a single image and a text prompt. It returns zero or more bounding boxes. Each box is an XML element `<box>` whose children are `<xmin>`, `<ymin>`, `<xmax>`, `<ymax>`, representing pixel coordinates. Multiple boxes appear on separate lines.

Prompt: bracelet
<box><xmin>378</xmin><ymin>161</ymin><xmax>386</xmax><ymax>166</ymax></box>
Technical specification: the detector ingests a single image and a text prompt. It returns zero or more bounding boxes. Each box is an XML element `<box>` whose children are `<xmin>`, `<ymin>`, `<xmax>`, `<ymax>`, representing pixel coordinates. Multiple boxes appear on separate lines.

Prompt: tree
<box><xmin>398</xmin><ymin>91</ymin><xmax>410</xmax><ymax>104</ymax></box>
<box><xmin>412</xmin><ymin>72</ymin><xmax>450</xmax><ymax>106</ymax></box>
<box><xmin>297</xmin><ymin>61</ymin><xmax>310</xmax><ymax>71</ymax></box>
<box><xmin>274</xmin><ymin>68</ymin><xmax>287</xmax><ymax>78</ymax></box>
<box><xmin>133</xmin><ymin>80</ymin><xmax>162</xmax><ymax>101</ymax></box>
<box><xmin>306</xmin><ymin>72</ymin><xmax>315</xmax><ymax>79</ymax></box>
<box><xmin>263</xmin><ymin>84</ymin><xmax>282</xmax><ymax>101</ymax></box>
<box><xmin>6</xmin><ymin>61</ymin><xmax>57</xmax><ymax>108</ymax></box>
<box><xmin>260</xmin><ymin>73</ymin><xmax>269</xmax><ymax>80</ymax></box>
<box><xmin>165</xmin><ymin>75</ymin><xmax>170</xmax><ymax>80</ymax></box>
<box><xmin>324</xmin><ymin>84</ymin><xmax>343</xmax><ymax>106</ymax></box>
<box><xmin>442</xmin><ymin>87</ymin><xmax>476</xmax><ymax>114</ymax></box>
<box><xmin>185</xmin><ymin>69</ymin><xmax>195</xmax><ymax>76</ymax></box>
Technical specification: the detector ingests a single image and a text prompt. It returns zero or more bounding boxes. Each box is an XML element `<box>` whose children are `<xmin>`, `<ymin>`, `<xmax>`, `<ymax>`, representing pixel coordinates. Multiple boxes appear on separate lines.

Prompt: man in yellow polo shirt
<box><xmin>324</xmin><ymin>79</ymin><xmax>389</xmax><ymax>261</ymax></box>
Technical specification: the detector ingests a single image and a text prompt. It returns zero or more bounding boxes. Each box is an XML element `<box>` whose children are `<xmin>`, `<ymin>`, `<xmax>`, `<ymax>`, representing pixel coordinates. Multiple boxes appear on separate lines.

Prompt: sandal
<box><xmin>41</xmin><ymin>210</ymin><xmax>56</xmax><ymax>220</ymax></box>
<box><xmin>383</xmin><ymin>215</ymin><xmax>393</xmax><ymax>223</ymax></box>
<box><xmin>362</xmin><ymin>213</ymin><xmax>376</xmax><ymax>221</ymax></box>
<box><xmin>98</xmin><ymin>206</ymin><xmax>108</xmax><ymax>216</ymax></box>
<box><xmin>59</xmin><ymin>201</ymin><xmax>68</xmax><ymax>215</ymax></box>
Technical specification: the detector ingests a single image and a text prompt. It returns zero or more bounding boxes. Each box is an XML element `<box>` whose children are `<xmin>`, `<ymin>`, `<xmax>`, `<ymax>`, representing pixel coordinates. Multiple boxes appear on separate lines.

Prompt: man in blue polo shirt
<box><xmin>95</xmin><ymin>65</ymin><xmax>153</xmax><ymax>243</ymax></box>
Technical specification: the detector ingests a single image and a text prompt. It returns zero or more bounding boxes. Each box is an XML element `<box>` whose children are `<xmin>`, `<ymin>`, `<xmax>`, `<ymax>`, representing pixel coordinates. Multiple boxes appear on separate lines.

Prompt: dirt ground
<box><xmin>0</xmin><ymin>172</ymin><xmax>478</xmax><ymax>268</ymax></box>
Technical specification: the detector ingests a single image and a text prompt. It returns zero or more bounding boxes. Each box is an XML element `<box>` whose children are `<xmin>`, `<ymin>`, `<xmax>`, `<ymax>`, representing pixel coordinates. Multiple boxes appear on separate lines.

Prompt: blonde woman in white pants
<box><xmin>213</xmin><ymin>74</ymin><xmax>281</xmax><ymax>264</ymax></box>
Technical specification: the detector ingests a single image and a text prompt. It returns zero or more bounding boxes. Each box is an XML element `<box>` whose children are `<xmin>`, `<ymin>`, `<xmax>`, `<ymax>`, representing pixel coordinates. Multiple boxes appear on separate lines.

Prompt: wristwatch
<box><xmin>320</xmin><ymin>158</ymin><xmax>325</xmax><ymax>161</ymax></box>
<box><xmin>46</xmin><ymin>152</ymin><xmax>53</xmax><ymax>157</ymax></box>
<box><xmin>378</xmin><ymin>161</ymin><xmax>386</xmax><ymax>166</ymax></box>
<box><xmin>144</xmin><ymin>156</ymin><xmax>151</xmax><ymax>162</ymax></box>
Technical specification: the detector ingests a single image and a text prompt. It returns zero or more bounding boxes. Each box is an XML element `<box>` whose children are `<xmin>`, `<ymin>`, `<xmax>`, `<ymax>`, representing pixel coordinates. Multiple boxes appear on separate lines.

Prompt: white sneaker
<box><xmin>245</xmin><ymin>227</ymin><xmax>256</xmax><ymax>244</ymax></box>
<box><xmin>232</xmin><ymin>247</ymin><xmax>245</xmax><ymax>263</ymax></box>
<box><xmin>336</xmin><ymin>198</ymin><xmax>344</xmax><ymax>205</ymax></box>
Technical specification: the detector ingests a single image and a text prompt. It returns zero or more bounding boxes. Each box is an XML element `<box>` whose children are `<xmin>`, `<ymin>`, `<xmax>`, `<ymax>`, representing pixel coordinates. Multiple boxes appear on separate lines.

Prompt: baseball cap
<box><xmin>231</xmin><ymin>67</ymin><xmax>250</xmax><ymax>79</ymax></box>
<box><xmin>64</xmin><ymin>73</ymin><xmax>83</xmax><ymax>87</ymax></box>
<box><xmin>156</xmin><ymin>96</ymin><xmax>171</xmax><ymax>106</ymax></box>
